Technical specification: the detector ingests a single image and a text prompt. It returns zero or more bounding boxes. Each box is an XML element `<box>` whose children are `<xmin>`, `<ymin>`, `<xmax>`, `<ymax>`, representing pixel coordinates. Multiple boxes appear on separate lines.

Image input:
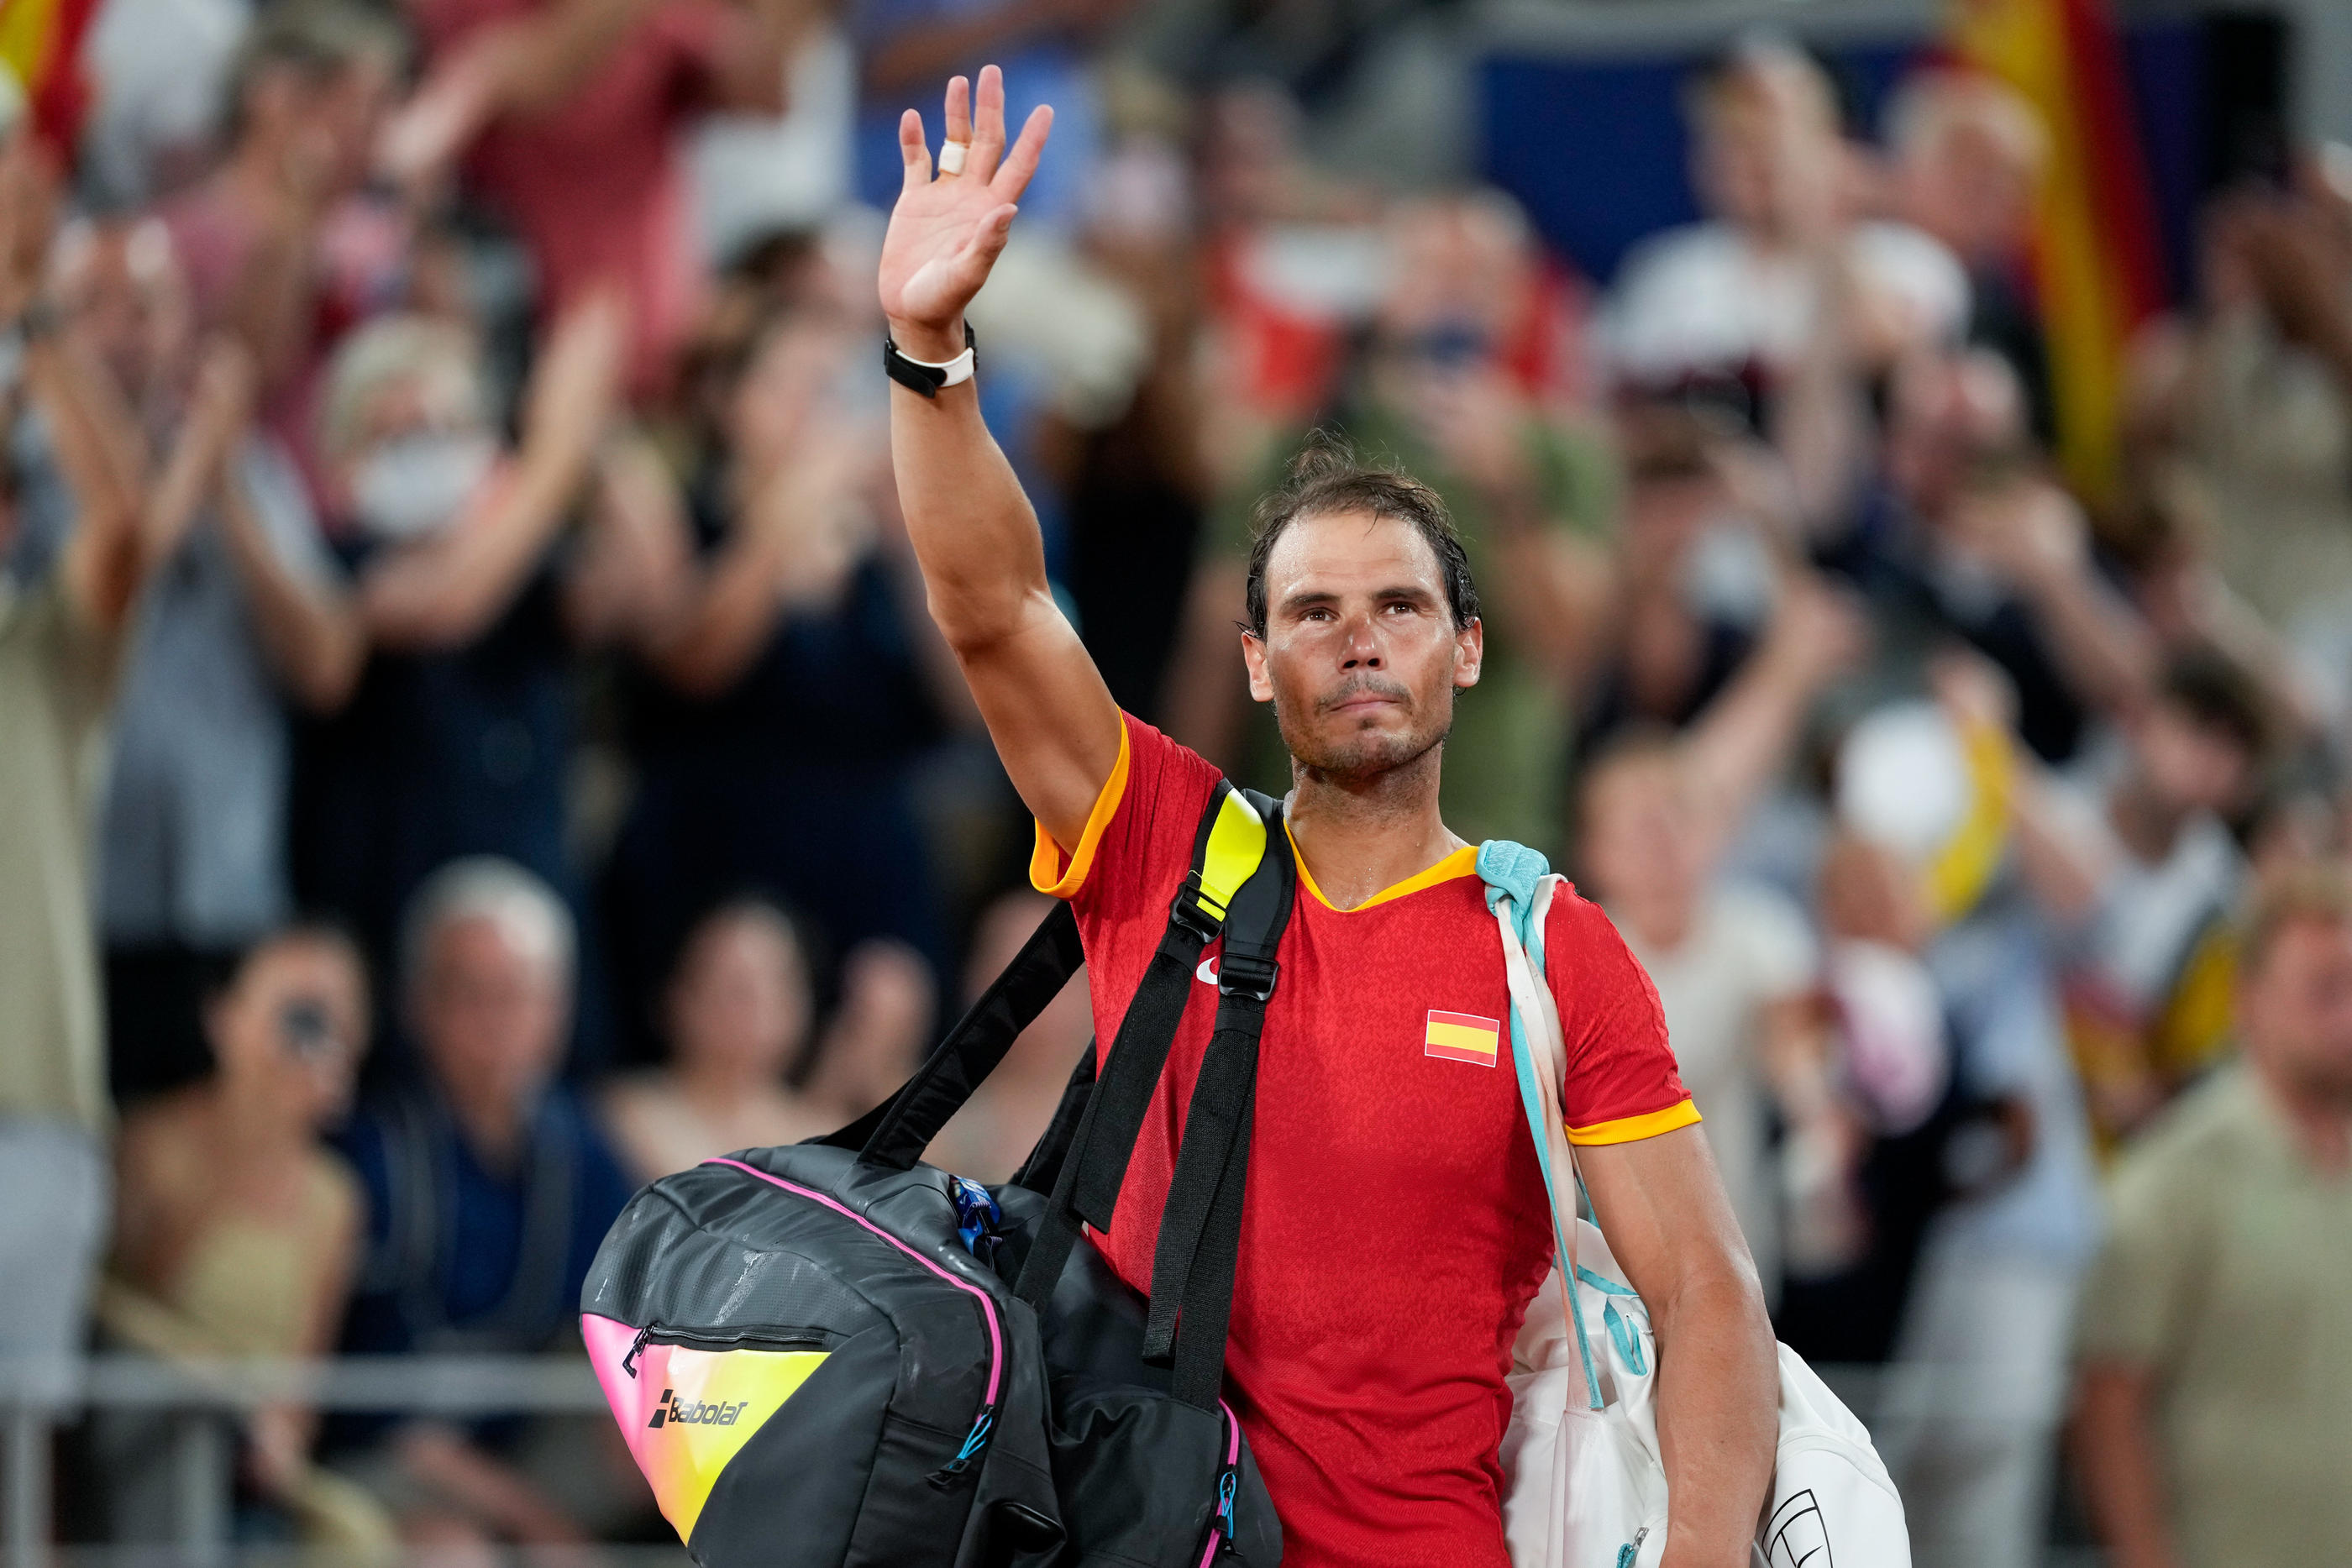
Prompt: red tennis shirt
<box><xmin>1032</xmin><ymin>716</ymin><xmax>1698</xmax><ymax>1568</ymax></box>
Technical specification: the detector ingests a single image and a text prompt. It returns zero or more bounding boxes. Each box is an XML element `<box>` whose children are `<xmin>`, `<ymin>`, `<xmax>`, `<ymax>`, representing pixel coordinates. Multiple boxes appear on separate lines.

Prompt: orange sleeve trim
<box><xmin>1566</xmin><ymin>1099</ymin><xmax>1703</xmax><ymax>1146</ymax></box>
<box><xmin>1029</xmin><ymin>719</ymin><xmax>1133</xmax><ymax>900</ymax></box>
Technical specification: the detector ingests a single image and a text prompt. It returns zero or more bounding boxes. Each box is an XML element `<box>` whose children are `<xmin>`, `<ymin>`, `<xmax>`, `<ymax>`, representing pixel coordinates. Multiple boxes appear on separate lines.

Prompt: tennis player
<box><xmin>878</xmin><ymin>67</ymin><xmax>1777</xmax><ymax>1568</ymax></box>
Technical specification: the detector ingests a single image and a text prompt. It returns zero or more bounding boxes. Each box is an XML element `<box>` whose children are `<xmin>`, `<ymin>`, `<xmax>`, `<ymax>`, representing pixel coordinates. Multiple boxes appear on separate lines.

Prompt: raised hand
<box><xmin>877</xmin><ymin>66</ymin><xmax>1052</xmax><ymax>359</ymax></box>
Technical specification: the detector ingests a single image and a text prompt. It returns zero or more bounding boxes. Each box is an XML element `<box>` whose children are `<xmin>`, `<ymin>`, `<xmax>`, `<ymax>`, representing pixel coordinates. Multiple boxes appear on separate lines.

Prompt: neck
<box><xmin>444</xmin><ymin>1083</ymin><xmax>533</xmax><ymax>1172</ymax></box>
<box><xmin>675</xmin><ymin>1057</ymin><xmax>782</xmax><ymax>1110</ymax></box>
<box><xmin>2109</xmin><ymin>777</ymin><xmax>2186</xmax><ymax>862</ymax></box>
<box><xmin>1285</xmin><ymin>744</ymin><xmax>1463</xmax><ymax>910</ymax></box>
<box><xmin>2254</xmin><ymin>1055</ymin><xmax>2352</xmax><ymax>1175</ymax></box>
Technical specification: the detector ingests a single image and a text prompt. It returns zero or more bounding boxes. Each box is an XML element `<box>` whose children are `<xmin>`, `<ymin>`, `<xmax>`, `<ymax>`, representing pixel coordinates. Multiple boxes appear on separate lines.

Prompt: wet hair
<box><xmin>2156</xmin><ymin>647</ymin><xmax>2271</xmax><ymax>761</ymax></box>
<box><xmin>1242</xmin><ymin>433</ymin><xmax>1478</xmax><ymax>639</ymax></box>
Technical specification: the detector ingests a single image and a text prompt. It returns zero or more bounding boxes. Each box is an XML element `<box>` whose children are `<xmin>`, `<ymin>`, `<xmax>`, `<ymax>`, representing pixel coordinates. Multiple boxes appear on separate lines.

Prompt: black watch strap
<box><xmin>882</xmin><ymin>322</ymin><xmax>977</xmax><ymax>399</ymax></box>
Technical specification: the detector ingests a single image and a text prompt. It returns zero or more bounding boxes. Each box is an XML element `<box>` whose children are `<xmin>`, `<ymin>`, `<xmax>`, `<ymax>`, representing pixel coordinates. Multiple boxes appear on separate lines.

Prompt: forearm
<box><xmin>706</xmin><ymin>0</ymin><xmax>812</xmax><ymax>113</ymax></box>
<box><xmin>2021</xmin><ymin>570</ymin><xmax>2158</xmax><ymax>721</ymax></box>
<box><xmin>1652</xmin><ymin>1274</ymin><xmax>1779</xmax><ymax>1568</ymax></box>
<box><xmin>1483</xmin><ymin>486</ymin><xmax>1615</xmax><ymax>695</ymax></box>
<box><xmin>647</xmin><ymin>532</ymin><xmax>794</xmax><ymax>695</ymax></box>
<box><xmin>2072</xmin><ymin>1364</ymin><xmax>2181</xmax><ymax>1568</ymax></box>
<box><xmin>218</xmin><ymin>467</ymin><xmax>365</xmax><ymax>711</ymax></box>
<box><xmin>32</xmin><ymin>342</ymin><xmax>144</xmax><ymax>630</ymax></box>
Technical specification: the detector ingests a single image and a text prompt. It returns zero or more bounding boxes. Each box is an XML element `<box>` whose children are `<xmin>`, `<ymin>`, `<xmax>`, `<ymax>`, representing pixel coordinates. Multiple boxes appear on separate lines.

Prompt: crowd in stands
<box><xmin>1</xmin><ymin>8</ymin><xmax>2348</xmax><ymax>1567</ymax></box>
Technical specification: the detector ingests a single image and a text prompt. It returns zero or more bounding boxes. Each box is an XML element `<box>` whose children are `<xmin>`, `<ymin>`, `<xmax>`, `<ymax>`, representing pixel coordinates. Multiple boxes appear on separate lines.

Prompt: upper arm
<box><xmin>953</xmin><ymin>590</ymin><xmax>1126</xmax><ymax>856</ymax></box>
<box><xmin>1580</xmin><ymin>1123</ymin><xmax>1761</xmax><ymax>1306</ymax></box>
<box><xmin>1546</xmin><ymin>889</ymin><xmax>1698</xmax><ymax>1143</ymax></box>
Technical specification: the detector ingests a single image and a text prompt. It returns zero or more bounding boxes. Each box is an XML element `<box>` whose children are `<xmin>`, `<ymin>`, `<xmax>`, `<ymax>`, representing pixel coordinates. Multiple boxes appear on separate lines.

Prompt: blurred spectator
<box><xmin>288</xmin><ymin>295</ymin><xmax>627</xmax><ymax>1037</ymax></box>
<box><xmin>604</xmin><ymin>898</ymin><xmax>828</xmax><ymax>1177</ymax></box>
<box><xmin>82</xmin><ymin>261</ymin><xmax>364</xmax><ymax>1099</ymax></box>
<box><xmin>155</xmin><ymin>0</ymin><xmax>406</xmax><ymax>501</ymax></box>
<box><xmin>851</xmin><ymin>0</ymin><xmax>1112</xmax><ymax>232</ymax></box>
<box><xmin>1887</xmin><ymin>68</ymin><xmax>2054</xmax><ymax>443</ymax></box>
<box><xmin>1169</xmin><ymin>191</ymin><xmax>1618</xmax><ymax>852</ymax></box>
<box><xmin>602</xmin><ymin>290</ymin><xmax>962</xmax><ymax>1040</ymax></box>
<box><xmin>333</xmin><ymin>857</ymin><xmax>637</xmax><ymax>1543</ymax></box>
<box><xmin>95</xmin><ymin>924</ymin><xmax>391</xmax><ymax>1545</ymax></box>
<box><xmin>383</xmin><ymin>0</ymin><xmax>815</xmax><ymax>393</ymax></box>
<box><xmin>1982</xmin><ymin>650</ymin><xmax>2268</xmax><ymax>1149</ymax></box>
<box><xmin>692</xmin><ymin>19</ymin><xmax>855</xmax><ymax>266</ymax></box>
<box><xmin>604</xmin><ymin>896</ymin><xmax>933</xmax><ymax>1178</ymax></box>
<box><xmin>1603</xmin><ymin>35</ymin><xmax>1968</xmax><ymax>402</ymax></box>
<box><xmin>1575</xmin><ymin>406</ymin><xmax>1786</xmax><ymax>755</ymax></box>
<box><xmin>2072</xmin><ymin>866</ymin><xmax>2352</xmax><ymax>1568</ymax></box>
<box><xmin>0</xmin><ymin>94</ymin><xmax>150</xmax><ymax>1430</ymax></box>
<box><xmin>1824</xmin><ymin>346</ymin><xmax>2155</xmax><ymax>763</ymax></box>
<box><xmin>1838</xmin><ymin>695</ymin><xmax>2105</xmax><ymax>1568</ymax></box>
<box><xmin>925</xmin><ymin>887</ymin><xmax>1093</xmax><ymax>1181</ymax></box>
<box><xmin>2127</xmin><ymin>160</ymin><xmax>2352</xmax><ymax>700</ymax></box>
<box><xmin>1575</xmin><ymin>571</ymin><xmax>1861</xmax><ymax>1299</ymax></box>
<box><xmin>80</xmin><ymin>0</ymin><xmax>255</xmax><ymax>207</ymax></box>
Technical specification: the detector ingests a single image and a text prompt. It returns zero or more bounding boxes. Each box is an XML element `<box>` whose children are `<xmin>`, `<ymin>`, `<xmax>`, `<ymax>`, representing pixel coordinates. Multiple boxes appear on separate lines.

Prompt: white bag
<box><xmin>1485</xmin><ymin>866</ymin><xmax>1912</xmax><ymax>1568</ymax></box>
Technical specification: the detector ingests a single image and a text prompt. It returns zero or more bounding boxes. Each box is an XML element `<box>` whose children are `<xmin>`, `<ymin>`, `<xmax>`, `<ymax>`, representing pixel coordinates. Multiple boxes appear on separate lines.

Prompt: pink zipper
<box><xmin>704</xmin><ymin>1159</ymin><xmax>1003</xmax><ymax>1408</ymax></box>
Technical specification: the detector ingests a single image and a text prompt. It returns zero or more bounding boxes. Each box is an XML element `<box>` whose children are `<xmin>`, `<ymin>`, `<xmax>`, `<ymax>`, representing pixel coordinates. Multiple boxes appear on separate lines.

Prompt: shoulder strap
<box><xmin>1478</xmin><ymin>842</ymin><xmax>1609</xmax><ymax>1411</ymax></box>
<box><xmin>835</xmin><ymin>779</ymin><xmax>1263</xmax><ymax>1172</ymax></box>
<box><xmin>1147</xmin><ymin>788</ymin><xmax>1294</xmax><ymax>1408</ymax></box>
<box><xmin>1009</xmin><ymin>781</ymin><xmax>1270</xmax><ymax>1309</ymax></box>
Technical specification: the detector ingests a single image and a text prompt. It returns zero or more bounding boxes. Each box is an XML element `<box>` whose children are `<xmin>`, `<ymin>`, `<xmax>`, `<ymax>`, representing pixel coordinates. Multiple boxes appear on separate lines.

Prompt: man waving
<box><xmin>879</xmin><ymin>68</ymin><xmax>1777</xmax><ymax>1568</ymax></box>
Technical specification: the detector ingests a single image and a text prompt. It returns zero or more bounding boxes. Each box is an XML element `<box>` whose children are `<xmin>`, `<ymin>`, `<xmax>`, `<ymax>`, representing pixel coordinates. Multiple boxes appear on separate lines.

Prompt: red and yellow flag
<box><xmin>0</xmin><ymin>0</ymin><xmax>102</xmax><ymax>152</ymax></box>
<box><xmin>1950</xmin><ymin>0</ymin><xmax>2166</xmax><ymax>502</ymax></box>
<box><xmin>1425</xmin><ymin>1009</ymin><xmax>1500</xmax><ymax>1067</ymax></box>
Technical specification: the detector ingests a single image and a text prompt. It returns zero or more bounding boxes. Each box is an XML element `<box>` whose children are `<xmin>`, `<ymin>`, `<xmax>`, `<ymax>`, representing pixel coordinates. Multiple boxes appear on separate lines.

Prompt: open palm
<box><xmin>878</xmin><ymin>66</ymin><xmax>1053</xmax><ymax>346</ymax></box>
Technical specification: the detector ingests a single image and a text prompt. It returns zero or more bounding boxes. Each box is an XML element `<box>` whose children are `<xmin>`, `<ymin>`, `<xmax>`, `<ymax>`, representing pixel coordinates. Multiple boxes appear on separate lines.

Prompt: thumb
<box><xmin>950</xmin><ymin>203</ymin><xmax>1019</xmax><ymax>290</ymax></box>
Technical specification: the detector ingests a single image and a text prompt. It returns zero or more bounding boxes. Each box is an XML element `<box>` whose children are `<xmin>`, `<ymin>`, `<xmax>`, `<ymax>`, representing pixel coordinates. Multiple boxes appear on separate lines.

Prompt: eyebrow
<box><xmin>1276</xmin><ymin>584</ymin><xmax>1441</xmax><ymax>617</ymax></box>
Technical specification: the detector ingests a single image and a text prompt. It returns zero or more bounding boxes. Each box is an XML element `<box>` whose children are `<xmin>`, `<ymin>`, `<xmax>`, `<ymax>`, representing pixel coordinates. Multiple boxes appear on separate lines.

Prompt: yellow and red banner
<box><xmin>1425</xmin><ymin>1009</ymin><xmax>1500</xmax><ymax>1067</ymax></box>
<box><xmin>1948</xmin><ymin>0</ymin><xmax>2166</xmax><ymax>503</ymax></box>
<box><xmin>0</xmin><ymin>0</ymin><xmax>102</xmax><ymax>152</ymax></box>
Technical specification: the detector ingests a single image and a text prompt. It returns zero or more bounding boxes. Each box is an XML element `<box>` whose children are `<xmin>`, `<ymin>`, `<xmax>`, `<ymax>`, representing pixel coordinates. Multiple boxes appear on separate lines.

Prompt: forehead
<box><xmin>1262</xmin><ymin>508</ymin><xmax>1446</xmax><ymax>600</ymax></box>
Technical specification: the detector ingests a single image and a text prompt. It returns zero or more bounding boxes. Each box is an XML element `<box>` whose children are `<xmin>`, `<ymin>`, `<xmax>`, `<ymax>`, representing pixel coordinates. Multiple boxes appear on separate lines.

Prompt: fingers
<box><xmin>969</xmin><ymin>64</ymin><xmax>1007</xmax><ymax>182</ymax></box>
<box><xmin>991</xmin><ymin>104</ymin><xmax>1053</xmax><ymax>202</ymax></box>
<box><xmin>943</xmin><ymin>75</ymin><xmax>972</xmax><ymax>152</ymax></box>
<box><xmin>898</xmin><ymin>108</ymin><xmax>931</xmax><ymax>191</ymax></box>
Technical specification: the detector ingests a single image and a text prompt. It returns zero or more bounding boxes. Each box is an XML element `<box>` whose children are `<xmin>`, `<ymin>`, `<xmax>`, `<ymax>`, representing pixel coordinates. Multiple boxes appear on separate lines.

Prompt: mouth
<box><xmin>1324</xmin><ymin>686</ymin><xmax>1410</xmax><ymax>719</ymax></box>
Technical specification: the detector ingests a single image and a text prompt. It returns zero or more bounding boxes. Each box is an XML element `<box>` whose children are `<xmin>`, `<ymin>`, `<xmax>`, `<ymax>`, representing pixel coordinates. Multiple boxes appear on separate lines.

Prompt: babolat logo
<box><xmin>648</xmin><ymin>1389</ymin><xmax>750</xmax><ymax>1429</ymax></box>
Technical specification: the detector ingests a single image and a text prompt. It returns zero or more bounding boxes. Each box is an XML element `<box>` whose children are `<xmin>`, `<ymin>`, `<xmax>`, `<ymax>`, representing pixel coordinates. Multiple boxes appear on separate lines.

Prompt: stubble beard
<box><xmin>1275</xmin><ymin>675</ymin><xmax>1453</xmax><ymax>786</ymax></box>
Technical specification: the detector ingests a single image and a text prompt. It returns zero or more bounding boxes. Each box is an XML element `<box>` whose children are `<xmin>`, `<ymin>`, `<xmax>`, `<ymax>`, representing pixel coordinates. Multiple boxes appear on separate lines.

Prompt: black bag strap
<box><xmin>1149</xmin><ymin>789</ymin><xmax>1294</xmax><ymax>1408</ymax></box>
<box><xmin>1013</xmin><ymin>781</ymin><xmax>1280</xmax><ymax>1313</ymax></box>
<box><xmin>845</xmin><ymin>899</ymin><xmax>1085</xmax><ymax>1170</ymax></box>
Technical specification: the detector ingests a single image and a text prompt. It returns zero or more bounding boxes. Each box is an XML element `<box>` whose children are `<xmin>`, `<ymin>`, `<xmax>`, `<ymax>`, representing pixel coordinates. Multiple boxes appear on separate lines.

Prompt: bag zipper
<box><xmin>703</xmin><ymin>1159</ymin><xmax>1006</xmax><ymax>1488</ymax></box>
<box><xmin>1614</xmin><ymin>1527</ymin><xmax>1650</xmax><ymax>1568</ymax></box>
<box><xmin>1191</xmin><ymin>1399</ymin><xmax>1243</xmax><ymax>1566</ymax></box>
<box><xmin>622</xmin><ymin>1322</ymin><xmax>832</xmax><ymax>1378</ymax></box>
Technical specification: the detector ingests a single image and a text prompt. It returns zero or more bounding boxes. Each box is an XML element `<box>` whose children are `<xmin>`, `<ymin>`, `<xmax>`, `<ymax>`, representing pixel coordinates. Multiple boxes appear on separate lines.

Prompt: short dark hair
<box><xmin>2157</xmin><ymin>647</ymin><xmax>2271</xmax><ymax>760</ymax></box>
<box><xmin>1242</xmin><ymin>433</ymin><xmax>1478</xmax><ymax>638</ymax></box>
<box><xmin>224</xmin><ymin>2</ymin><xmax>406</xmax><ymax>139</ymax></box>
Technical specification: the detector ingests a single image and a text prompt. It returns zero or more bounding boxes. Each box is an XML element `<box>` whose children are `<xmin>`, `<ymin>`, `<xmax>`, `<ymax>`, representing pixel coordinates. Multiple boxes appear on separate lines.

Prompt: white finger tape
<box><xmin>938</xmin><ymin>140</ymin><xmax>969</xmax><ymax>176</ymax></box>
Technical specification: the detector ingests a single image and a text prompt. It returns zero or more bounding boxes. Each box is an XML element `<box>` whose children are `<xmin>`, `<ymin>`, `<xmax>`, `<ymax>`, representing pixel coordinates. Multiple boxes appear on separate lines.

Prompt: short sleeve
<box><xmin>1544</xmin><ymin>885</ymin><xmax>1699</xmax><ymax>1145</ymax></box>
<box><xmin>2074</xmin><ymin>1148</ymin><xmax>2197</xmax><ymax>1367</ymax></box>
<box><xmin>1029</xmin><ymin>713</ymin><xmax>1223</xmax><ymax>910</ymax></box>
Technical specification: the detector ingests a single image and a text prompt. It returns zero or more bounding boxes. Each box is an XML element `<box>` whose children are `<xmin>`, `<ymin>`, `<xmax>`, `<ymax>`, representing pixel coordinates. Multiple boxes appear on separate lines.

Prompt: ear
<box><xmin>1453</xmin><ymin>616</ymin><xmax>1484</xmax><ymax>690</ymax></box>
<box><xmin>1242</xmin><ymin>630</ymin><xmax>1274</xmax><ymax>703</ymax></box>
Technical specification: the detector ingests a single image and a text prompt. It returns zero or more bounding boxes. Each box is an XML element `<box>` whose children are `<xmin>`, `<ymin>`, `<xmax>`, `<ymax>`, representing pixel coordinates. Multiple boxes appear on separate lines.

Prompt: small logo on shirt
<box><xmin>1425</xmin><ymin>1010</ymin><xmax>1499</xmax><ymax>1067</ymax></box>
<box><xmin>1195</xmin><ymin>956</ymin><xmax>1220</xmax><ymax>987</ymax></box>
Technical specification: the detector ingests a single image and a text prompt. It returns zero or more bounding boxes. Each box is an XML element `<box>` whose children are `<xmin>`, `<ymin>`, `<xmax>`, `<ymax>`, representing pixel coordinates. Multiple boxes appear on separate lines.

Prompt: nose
<box><xmin>1339</xmin><ymin>614</ymin><xmax>1383</xmax><ymax>671</ymax></box>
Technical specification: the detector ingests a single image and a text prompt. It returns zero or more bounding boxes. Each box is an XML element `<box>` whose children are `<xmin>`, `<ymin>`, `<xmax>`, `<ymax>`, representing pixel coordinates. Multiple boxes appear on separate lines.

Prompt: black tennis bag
<box><xmin>581</xmin><ymin>783</ymin><xmax>1294</xmax><ymax>1568</ymax></box>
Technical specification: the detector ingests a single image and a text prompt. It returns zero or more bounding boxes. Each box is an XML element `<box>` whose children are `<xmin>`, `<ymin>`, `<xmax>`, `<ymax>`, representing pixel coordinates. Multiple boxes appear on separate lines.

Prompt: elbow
<box><xmin>930</xmin><ymin>584</ymin><xmax>1053</xmax><ymax>663</ymax></box>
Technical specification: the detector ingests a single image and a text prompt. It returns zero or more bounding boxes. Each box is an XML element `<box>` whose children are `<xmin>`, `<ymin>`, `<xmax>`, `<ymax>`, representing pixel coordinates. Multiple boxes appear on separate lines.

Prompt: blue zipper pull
<box><xmin>926</xmin><ymin>1408</ymin><xmax>996</xmax><ymax>1488</ymax></box>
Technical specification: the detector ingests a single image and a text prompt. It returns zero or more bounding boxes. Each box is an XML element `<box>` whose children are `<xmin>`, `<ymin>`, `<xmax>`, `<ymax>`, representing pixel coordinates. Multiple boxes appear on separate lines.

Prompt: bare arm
<box><xmin>217</xmin><ymin>448</ymin><xmax>366</xmax><ymax>712</ymax></box>
<box><xmin>2072</xmin><ymin>1361</ymin><xmax>2182</xmax><ymax>1568</ymax></box>
<box><xmin>360</xmin><ymin>290</ymin><xmax>625</xmax><ymax>649</ymax></box>
<box><xmin>1159</xmin><ymin>551</ymin><xmax>1252</xmax><ymax>770</ymax></box>
<box><xmin>1580</xmin><ymin>1125</ymin><xmax>1778</xmax><ymax>1568</ymax></box>
<box><xmin>35</xmin><ymin>336</ymin><xmax>147</xmax><ymax>634</ymax></box>
<box><xmin>879</xmin><ymin>68</ymin><xmax>1117</xmax><ymax>851</ymax></box>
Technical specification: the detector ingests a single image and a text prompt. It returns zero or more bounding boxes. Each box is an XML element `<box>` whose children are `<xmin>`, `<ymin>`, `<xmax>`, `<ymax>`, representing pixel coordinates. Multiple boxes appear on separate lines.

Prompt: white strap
<box><xmin>895</xmin><ymin>341</ymin><xmax>976</xmax><ymax>389</ymax></box>
<box><xmin>1494</xmin><ymin>875</ymin><xmax>1609</xmax><ymax>1410</ymax></box>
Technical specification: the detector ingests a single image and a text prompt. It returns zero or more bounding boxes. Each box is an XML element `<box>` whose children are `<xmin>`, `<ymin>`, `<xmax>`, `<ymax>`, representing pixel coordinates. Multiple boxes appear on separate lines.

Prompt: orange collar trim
<box><xmin>1286</xmin><ymin>823</ymin><xmax>1479</xmax><ymax>913</ymax></box>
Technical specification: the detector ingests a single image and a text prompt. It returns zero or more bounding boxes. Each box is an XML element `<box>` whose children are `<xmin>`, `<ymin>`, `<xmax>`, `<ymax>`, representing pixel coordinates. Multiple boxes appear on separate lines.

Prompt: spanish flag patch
<box><xmin>1425</xmin><ymin>1009</ymin><xmax>1499</xmax><ymax>1067</ymax></box>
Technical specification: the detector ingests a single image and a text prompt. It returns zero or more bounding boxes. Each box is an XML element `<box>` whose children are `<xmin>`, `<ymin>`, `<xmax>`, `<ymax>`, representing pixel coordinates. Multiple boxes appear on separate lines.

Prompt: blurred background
<box><xmin>3</xmin><ymin>0</ymin><xmax>2349</xmax><ymax>1565</ymax></box>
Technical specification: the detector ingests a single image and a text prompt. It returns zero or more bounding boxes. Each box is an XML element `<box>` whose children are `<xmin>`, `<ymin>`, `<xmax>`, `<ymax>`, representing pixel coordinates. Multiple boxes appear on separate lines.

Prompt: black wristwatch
<box><xmin>883</xmin><ymin>322</ymin><xmax>977</xmax><ymax>398</ymax></box>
